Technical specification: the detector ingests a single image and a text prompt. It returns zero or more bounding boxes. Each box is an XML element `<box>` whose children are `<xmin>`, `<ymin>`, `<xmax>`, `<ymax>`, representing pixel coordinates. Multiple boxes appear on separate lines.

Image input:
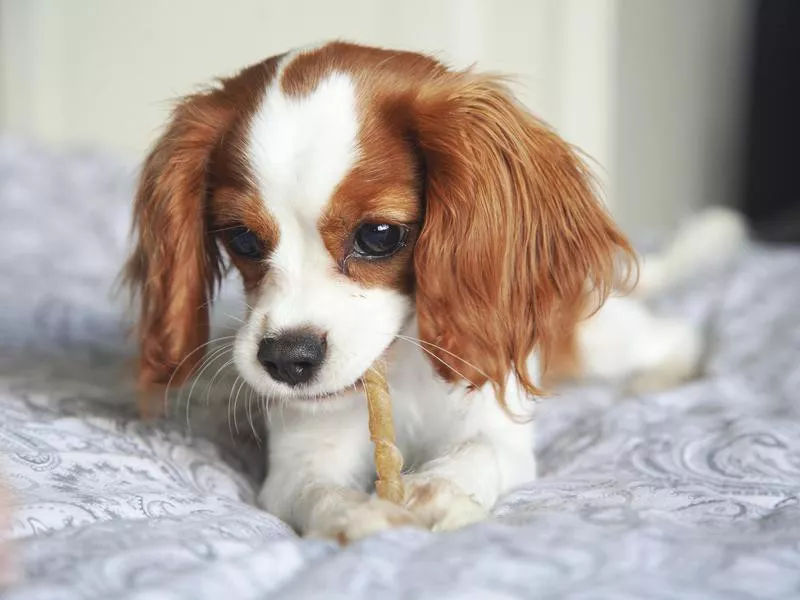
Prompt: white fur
<box><xmin>573</xmin><ymin>206</ymin><xmax>747</xmax><ymax>393</ymax></box>
<box><xmin>257</xmin><ymin>319</ymin><xmax>537</xmax><ymax>539</ymax></box>
<box><xmin>229</xmin><ymin>56</ymin><xmax>742</xmax><ymax>540</ymax></box>
<box><xmin>575</xmin><ymin>296</ymin><xmax>703</xmax><ymax>393</ymax></box>
<box><xmin>635</xmin><ymin>206</ymin><xmax>747</xmax><ymax>299</ymax></box>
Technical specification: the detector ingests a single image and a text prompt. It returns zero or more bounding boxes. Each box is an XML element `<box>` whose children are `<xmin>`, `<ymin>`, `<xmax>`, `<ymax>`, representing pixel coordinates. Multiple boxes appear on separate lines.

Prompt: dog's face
<box><xmin>126</xmin><ymin>42</ymin><xmax>634</xmax><ymax>409</ymax></box>
<box><xmin>227</xmin><ymin>68</ymin><xmax>422</xmax><ymax>400</ymax></box>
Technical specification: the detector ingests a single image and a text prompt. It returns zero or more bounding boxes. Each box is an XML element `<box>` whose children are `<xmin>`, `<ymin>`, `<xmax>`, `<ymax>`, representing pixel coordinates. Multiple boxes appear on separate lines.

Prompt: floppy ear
<box><xmin>124</xmin><ymin>91</ymin><xmax>231</xmax><ymax>409</ymax></box>
<box><xmin>411</xmin><ymin>73</ymin><xmax>636</xmax><ymax>407</ymax></box>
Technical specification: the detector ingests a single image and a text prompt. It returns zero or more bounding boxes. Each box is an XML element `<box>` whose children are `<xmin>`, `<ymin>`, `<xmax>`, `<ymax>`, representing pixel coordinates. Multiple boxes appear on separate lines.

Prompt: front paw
<box><xmin>308</xmin><ymin>497</ymin><xmax>422</xmax><ymax>544</ymax></box>
<box><xmin>403</xmin><ymin>477</ymin><xmax>489</xmax><ymax>532</ymax></box>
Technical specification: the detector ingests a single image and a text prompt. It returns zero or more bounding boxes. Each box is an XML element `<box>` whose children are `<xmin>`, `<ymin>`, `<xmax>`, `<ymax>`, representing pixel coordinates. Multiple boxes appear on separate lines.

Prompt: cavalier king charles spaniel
<box><xmin>125</xmin><ymin>41</ymin><xmax>724</xmax><ymax>541</ymax></box>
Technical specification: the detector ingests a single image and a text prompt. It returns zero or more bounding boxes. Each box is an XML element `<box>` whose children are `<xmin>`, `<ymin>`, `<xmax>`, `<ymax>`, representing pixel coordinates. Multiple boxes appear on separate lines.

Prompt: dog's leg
<box><xmin>567</xmin><ymin>206</ymin><xmax>746</xmax><ymax>393</ymax></box>
<box><xmin>257</xmin><ymin>402</ymin><xmax>420</xmax><ymax>542</ymax></box>
<box><xmin>402</xmin><ymin>403</ymin><xmax>535</xmax><ymax>531</ymax></box>
<box><xmin>575</xmin><ymin>295</ymin><xmax>703</xmax><ymax>393</ymax></box>
<box><xmin>633</xmin><ymin>207</ymin><xmax>747</xmax><ymax>300</ymax></box>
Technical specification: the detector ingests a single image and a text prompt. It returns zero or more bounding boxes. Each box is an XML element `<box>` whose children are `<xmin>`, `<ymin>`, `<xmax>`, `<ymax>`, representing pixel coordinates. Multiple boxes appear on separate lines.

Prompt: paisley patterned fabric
<box><xmin>1</xmin><ymin>135</ymin><xmax>799</xmax><ymax>599</ymax></box>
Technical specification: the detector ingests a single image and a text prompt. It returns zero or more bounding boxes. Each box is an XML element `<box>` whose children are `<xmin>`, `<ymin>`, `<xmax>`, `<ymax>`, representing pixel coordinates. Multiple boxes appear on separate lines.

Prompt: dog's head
<box><xmin>125</xmin><ymin>42</ymin><xmax>634</xmax><ymax>409</ymax></box>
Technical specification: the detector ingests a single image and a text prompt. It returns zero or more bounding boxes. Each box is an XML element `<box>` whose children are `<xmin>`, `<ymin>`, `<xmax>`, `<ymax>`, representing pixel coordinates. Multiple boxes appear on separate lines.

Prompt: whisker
<box><xmin>245</xmin><ymin>384</ymin><xmax>262</xmax><ymax>443</ymax></box>
<box><xmin>232</xmin><ymin>377</ymin><xmax>248</xmax><ymax>435</ymax></box>
<box><xmin>204</xmin><ymin>358</ymin><xmax>235</xmax><ymax>407</ymax></box>
<box><xmin>243</xmin><ymin>301</ymin><xmax>262</xmax><ymax>316</ymax></box>
<box><xmin>263</xmin><ymin>383</ymin><xmax>275</xmax><ymax>428</ymax></box>
<box><xmin>180</xmin><ymin>343</ymin><xmax>232</xmax><ymax>405</ymax></box>
<box><xmin>395</xmin><ymin>334</ymin><xmax>493</xmax><ymax>383</ymax></box>
<box><xmin>162</xmin><ymin>335</ymin><xmax>237</xmax><ymax>416</ymax></box>
<box><xmin>182</xmin><ymin>343</ymin><xmax>233</xmax><ymax>429</ymax></box>
<box><xmin>277</xmin><ymin>389</ymin><xmax>287</xmax><ymax>431</ymax></box>
<box><xmin>227</xmin><ymin>375</ymin><xmax>242</xmax><ymax>439</ymax></box>
<box><xmin>242</xmin><ymin>301</ymin><xmax>270</xmax><ymax>323</ymax></box>
<box><xmin>393</xmin><ymin>336</ymin><xmax>481</xmax><ymax>390</ymax></box>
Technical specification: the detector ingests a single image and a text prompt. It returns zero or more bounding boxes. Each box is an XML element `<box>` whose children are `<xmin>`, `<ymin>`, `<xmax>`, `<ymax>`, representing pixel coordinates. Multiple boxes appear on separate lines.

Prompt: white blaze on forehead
<box><xmin>244</xmin><ymin>63</ymin><xmax>365</xmax><ymax>334</ymax></box>
<box><xmin>247</xmin><ymin>69</ymin><xmax>360</xmax><ymax>222</ymax></box>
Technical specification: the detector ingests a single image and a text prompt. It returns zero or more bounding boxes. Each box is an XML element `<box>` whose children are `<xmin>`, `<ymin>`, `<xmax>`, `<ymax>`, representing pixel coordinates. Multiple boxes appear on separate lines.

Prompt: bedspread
<box><xmin>1</xmin><ymin>136</ymin><xmax>799</xmax><ymax>599</ymax></box>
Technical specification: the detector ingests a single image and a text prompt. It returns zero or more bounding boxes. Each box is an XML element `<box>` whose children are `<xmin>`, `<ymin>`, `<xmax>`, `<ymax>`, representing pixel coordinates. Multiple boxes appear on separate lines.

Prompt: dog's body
<box><xmin>126</xmin><ymin>42</ymin><xmax>744</xmax><ymax>541</ymax></box>
<box><xmin>259</xmin><ymin>317</ymin><xmax>538</xmax><ymax>538</ymax></box>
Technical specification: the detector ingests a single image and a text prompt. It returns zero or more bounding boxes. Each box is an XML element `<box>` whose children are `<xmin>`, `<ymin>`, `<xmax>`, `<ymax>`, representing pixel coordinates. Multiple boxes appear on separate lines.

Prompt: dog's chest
<box><xmin>384</xmin><ymin>336</ymin><xmax>472</xmax><ymax>467</ymax></box>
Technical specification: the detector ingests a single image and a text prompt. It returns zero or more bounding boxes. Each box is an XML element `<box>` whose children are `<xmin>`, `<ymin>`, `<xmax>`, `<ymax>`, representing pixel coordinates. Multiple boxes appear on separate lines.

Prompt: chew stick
<box><xmin>363</xmin><ymin>360</ymin><xmax>404</xmax><ymax>504</ymax></box>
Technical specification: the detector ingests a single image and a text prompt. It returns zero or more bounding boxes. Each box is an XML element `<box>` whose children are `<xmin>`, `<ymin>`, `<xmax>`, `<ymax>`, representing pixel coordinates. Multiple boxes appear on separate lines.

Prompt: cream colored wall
<box><xmin>614</xmin><ymin>0</ymin><xmax>753</xmax><ymax>232</ymax></box>
<box><xmin>0</xmin><ymin>0</ymin><xmax>566</xmax><ymax>155</ymax></box>
<box><xmin>0</xmin><ymin>0</ymin><xmax>753</xmax><ymax>232</ymax></box>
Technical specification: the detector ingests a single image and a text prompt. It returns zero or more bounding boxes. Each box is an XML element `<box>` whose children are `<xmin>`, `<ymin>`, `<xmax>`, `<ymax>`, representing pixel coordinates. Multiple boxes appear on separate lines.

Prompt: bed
<box><xmin>1</xmin><ymin>135</ymin><xmax>799</xmax><ymax>600</ymax></box>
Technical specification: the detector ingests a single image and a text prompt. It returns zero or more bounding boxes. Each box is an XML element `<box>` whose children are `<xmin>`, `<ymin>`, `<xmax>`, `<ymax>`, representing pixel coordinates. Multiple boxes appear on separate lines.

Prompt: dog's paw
<box><xmin>308</xmin><ymin>497</ymin><xmax>422</xmax><ymax>544</ymax></box>
<box><xmin>403</xmin><ymin>477</ymin><xmax>489</xmax><ymax>532</ymax></box>
<box><xmin>625</xmin><ymin>318</ymin><xmax>703</xmax><ymax>395</ymax></box>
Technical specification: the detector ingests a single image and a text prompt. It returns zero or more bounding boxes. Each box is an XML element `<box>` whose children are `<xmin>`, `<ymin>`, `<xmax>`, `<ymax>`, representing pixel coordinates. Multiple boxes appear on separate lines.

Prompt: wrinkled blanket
<box><xmin>1</xmin><ymin>136</ymin><xmax>799</xmax><ymax>600</ymax></box>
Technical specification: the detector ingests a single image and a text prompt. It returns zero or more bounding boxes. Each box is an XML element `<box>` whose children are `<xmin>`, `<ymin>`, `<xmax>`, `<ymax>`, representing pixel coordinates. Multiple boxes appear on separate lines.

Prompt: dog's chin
<box><xmin>260</xmin><ymin>381</ymin><xmax>365</xmax><ymax>413</ymax></box>
<box><xmin>289</xmin><ymin>384</ymin><xmax>360</xmax><ymax>403</ymax></box>
<box><xmin>234</xmin><ymin>362</ymin><xmax>368</xmax><ymax>409</ymax></box>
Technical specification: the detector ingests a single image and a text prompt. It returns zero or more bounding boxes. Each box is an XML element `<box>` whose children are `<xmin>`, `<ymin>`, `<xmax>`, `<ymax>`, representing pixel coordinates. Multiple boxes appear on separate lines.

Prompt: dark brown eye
<box><xmin>353</xmin><ymin>223</ymin><xmax>408</xmax><ymax>258</ymax></box>
<box><xmin>227</xmin><ymin>227</ymin><xmax>264</xmax><ymax>260</ymax></box>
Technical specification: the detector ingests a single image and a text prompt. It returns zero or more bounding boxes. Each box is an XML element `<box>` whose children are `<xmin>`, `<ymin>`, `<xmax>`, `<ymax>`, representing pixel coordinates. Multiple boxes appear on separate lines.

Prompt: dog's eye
<box><xmin>228</xmin><ymin>227</ymin><xmax>264</xmax><ymax>260</ymax></box>
<box><xmin>353</xmin><ymin>223</ymin><xmax>408</xmax><ymax>258</ymax></box>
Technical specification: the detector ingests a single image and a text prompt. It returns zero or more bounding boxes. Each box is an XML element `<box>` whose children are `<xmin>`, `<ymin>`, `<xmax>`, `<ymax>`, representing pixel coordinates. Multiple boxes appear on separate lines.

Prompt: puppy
<box><xmin>126</xmin><ymin>42</ymin><xmax>709</xmax><ymax>541</ymax></box>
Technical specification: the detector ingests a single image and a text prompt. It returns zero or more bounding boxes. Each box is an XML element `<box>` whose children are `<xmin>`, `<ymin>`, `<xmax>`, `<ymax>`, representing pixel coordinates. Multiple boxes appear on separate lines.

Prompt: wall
<box><xmin>0</xmin><ymin>0</ymin><xmax>753</xmax><ymax>233</ymax></box>
<box><xmin>614</xmin><ymin>0</ymin><xmax>754</xmax><ymax>232</ymax></box>
<box><xmin>0</xmin><ymin>1</ymin><xmax>557</xmax><ymax>154</ymax></box>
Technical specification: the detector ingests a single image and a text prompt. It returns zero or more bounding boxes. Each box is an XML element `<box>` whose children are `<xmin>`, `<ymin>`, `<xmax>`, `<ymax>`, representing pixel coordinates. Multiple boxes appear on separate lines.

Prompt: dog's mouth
<box><xmin>266</xmin><ymin>379</ymin><xmax>366</xmax><ymax>404</ymax></box>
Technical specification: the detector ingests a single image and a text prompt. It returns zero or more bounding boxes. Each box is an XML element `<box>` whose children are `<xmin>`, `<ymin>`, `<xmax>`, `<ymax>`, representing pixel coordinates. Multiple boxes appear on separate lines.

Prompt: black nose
<box><xmin>257</xmin><ymin>330</ymin><xmax>327</xmax><ymax>386</ymax></box>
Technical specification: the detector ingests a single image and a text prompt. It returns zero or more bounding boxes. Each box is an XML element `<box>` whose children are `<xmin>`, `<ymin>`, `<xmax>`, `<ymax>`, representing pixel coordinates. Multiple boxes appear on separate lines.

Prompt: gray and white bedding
<box><xmin>1</xmin><ymin>135</ymin><xmax>799</xmax><ymax>599</ymax></box>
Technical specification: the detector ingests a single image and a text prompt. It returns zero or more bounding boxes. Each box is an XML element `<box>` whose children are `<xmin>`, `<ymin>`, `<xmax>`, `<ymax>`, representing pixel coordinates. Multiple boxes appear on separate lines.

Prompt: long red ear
<box><xmin>124</xmin><ymin>91</ymin><xmax>231</xmax><ymax>412</ymax></box>
<box><xmin>411</xmin><ymin>73</ymin><xmax>636</xmax><ymax>408</ymax></box>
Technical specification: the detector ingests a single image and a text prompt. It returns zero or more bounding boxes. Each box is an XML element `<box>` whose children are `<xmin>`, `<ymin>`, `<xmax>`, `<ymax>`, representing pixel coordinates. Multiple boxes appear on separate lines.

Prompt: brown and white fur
<box><xmin>125</xmin><ymin>42</ymin><xmax>744</xmax><ymax>541</ymax></box>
